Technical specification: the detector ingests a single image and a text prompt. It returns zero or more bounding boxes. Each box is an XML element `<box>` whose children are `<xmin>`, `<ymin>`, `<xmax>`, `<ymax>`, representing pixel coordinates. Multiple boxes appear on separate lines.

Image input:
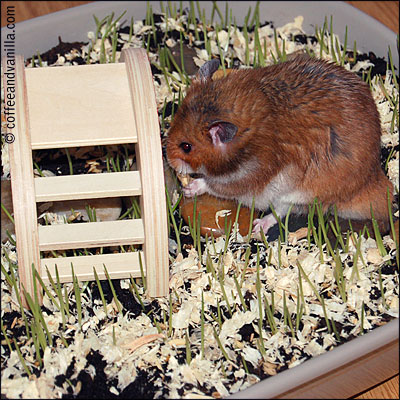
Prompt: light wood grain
<box><xmin>1</xmin><ymin>1</ymin><xmax>397</xmax><ymax>398</ymax></box>
<box><xmin>5</xmin><ymin>48</ymin><xmax>169</xmax><ymax>301</ymax></box>
<box><xmin>41</xmin><ymin>251</ymin><xmax>145</xmax><ymax>283</ymax></box>
<box><xmin>38</xmin><ymin>219</ymin><xmax>145</xmax><ymax>251</ymax></box>
<box><xmin>121</xmin><ymin>48</ymin><xmax>169</xmax><ymax>298</ymax></box>
<box><xmin>2</xmin><ymin>55</ymin><xmax>42</xmax><ymax>306</ymax></box>
<box><xmin>34</xmin><ymin>171</ymin><xmax>142</xmax><ymax>202</ymax></box>
<box><xmin>25</xmin><ymin>63</ymin><xmax>137</xmax><ymax>149</ymax></box>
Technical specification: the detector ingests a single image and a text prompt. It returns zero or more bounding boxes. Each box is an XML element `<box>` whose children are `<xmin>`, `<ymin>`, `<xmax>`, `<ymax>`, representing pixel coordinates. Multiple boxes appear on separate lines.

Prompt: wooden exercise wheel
<box><xmin>2</xmin><ymin>48</ymin><xmax>169</xmax><ymax>307</ymax></box>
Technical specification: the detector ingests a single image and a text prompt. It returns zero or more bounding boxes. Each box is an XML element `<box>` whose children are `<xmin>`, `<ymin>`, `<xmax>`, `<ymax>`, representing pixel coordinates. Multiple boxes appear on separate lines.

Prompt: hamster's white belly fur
<box><xmin>236</xmin><ymin>167</ymin><xmax>310</xmax><ymax>216</ymax></box>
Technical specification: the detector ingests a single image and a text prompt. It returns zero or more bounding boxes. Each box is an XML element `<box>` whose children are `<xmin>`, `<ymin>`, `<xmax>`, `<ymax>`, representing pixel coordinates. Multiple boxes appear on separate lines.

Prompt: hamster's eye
<box><xmin>179</xmin><ymin>142</ymin><xmax>192</xmax><ymax>154</ymax></box>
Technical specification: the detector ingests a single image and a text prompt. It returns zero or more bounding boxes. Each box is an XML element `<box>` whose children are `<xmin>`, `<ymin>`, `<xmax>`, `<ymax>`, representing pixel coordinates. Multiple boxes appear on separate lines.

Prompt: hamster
<box><xmin>166</xmin><ymin>55</ymin><xmax>393</xmax><ymax>235</ymax></box>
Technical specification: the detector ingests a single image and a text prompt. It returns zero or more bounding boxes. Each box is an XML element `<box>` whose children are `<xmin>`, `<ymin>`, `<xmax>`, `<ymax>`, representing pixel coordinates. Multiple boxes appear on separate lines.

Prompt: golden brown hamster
<box><xmin>166</xmin><ymin>55</ymin><xmax>393</xmax><ymax>235</ymax></box>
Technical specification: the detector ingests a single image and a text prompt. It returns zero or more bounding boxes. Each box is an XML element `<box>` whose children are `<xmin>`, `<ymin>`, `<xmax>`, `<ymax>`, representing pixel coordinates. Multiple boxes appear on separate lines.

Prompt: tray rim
<box><xmin>0</xmin><ymin>1</ymin><xmax>398</xmax><ymax>66</ymax></box>
<box><xmin>228</xmin><ymin>318</ymin><xmax>399</xmax><ymax>399</ymax></box>
<box><xmin>1</xmin><ymin>1</ymin><xmax>398</xmax><ymax>398</ymax></box>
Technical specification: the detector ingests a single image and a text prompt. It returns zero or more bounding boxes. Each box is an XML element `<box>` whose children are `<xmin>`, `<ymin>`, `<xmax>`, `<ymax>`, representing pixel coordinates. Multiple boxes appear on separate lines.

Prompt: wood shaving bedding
<box><xmin>1</xmin><ymin>7</ymin><xmax>399</xmax><ymax>400</ymax></box>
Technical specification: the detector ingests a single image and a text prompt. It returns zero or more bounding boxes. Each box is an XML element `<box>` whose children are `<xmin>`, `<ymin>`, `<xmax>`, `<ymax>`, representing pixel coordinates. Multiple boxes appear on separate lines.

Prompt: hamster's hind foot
<box><xmin>252</xmin><ymin>213</ymin><xmax>277</xmax><ymax>235</ymax></box>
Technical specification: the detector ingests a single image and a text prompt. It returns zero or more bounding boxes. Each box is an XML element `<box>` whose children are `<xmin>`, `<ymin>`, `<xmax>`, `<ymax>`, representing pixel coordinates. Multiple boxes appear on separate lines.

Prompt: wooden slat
<box><xmin>40</xmin><ymin>251</ymin><xmax>144</xmax><ymax>283</ymax></box>
<box><xmin>2</xmin><ymin>55</ymin><xmax>42</xmax><ymax>306</ymax></box>
<box><xmin>38</xmin><ymin>219</ymin><xmax>144</xmax><ymax>251</ymax></box>
<box><xmin>25</xmin><ymin>63</ymin><xmax>137</xmax><ymax>149</ymax></box>
<box><xmin>35</xmin><ymin>170</ymin><xmax>141</xmax><ymax>202</ymax></box>
<box><xmin>122</xmin><ymin>48</ymin><xmax>169</xmax><ymax>297</ymax></box>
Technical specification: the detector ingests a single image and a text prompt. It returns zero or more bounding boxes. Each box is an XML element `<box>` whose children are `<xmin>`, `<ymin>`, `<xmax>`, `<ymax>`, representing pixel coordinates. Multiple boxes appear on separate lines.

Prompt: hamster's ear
<box><xmin>197</xmin><ymin>59</ymin><xmax>220</xmax><ymax>82</ymax></box>
<box><xmin>209</xmin><ymin>121</ymin><xmax>238</xmax><ymax>146</ymax></box>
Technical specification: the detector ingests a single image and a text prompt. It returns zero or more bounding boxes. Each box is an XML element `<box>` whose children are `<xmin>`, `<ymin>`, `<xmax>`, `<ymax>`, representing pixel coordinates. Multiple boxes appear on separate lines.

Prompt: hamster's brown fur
<box><xmin>166</xmin><ymin>55</ymin><xmax>393</xmax><ymax>235</ymax></box>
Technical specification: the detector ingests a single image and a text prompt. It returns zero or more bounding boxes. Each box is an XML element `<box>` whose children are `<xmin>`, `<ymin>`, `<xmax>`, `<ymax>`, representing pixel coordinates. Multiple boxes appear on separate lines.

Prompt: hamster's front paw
<box><xmin>183</xmin><ymin>178</ymin><xmax>208</xmax><ymax>198</ymax></box>
<box><xmin>252</xmin><ymin>214</ymin><xmax>277</xmax><ymax>235</ymax></box>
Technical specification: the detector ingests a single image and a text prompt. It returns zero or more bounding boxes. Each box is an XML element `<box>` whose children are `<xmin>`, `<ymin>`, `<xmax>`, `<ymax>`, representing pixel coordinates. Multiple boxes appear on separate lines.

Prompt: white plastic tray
<box><xmin>1</xmin><ymin>1</ymin><xmax>399</xmax><ymax>67</ymax></box>
<box><xmin>1</xmin><ymin>2</ymin><xmax>398</xmax><ymax>398</ymax></box>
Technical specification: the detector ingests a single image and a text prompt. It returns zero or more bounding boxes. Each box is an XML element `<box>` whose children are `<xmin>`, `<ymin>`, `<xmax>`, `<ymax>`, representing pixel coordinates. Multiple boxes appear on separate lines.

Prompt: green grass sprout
<box><xmin>103</xmin><ymin>264</ymin><xmax>123</xmax><ymax>314</ymax></box>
